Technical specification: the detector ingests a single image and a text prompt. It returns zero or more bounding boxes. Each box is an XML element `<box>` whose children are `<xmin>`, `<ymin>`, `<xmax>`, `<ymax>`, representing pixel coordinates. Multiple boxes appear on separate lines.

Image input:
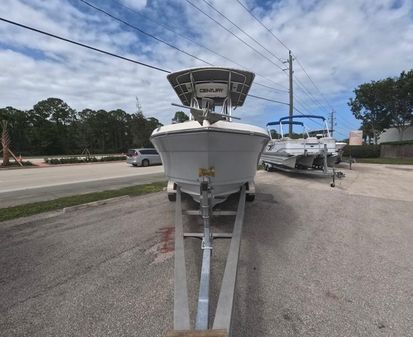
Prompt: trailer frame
<box><xmin>166</xmin><ymin>182</ymin><xmax>248</xmax><ymax>337</ymax></box>
<box><xmin>262</xmin><ymin>144</ymin><xmax>345</xmax><ymax>187</ymax></box>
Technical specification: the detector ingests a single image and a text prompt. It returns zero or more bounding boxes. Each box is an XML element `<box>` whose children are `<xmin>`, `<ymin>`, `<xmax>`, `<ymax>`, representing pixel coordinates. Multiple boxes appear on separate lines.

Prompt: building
<box><xmin>378</xmin><ymin>125</ymin><xmax>413</xmax><ymax>144</ymax></box>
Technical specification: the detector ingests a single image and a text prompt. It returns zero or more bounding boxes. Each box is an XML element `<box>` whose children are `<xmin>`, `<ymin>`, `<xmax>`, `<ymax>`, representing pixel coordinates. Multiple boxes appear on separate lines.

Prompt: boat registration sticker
<box><xmin>198</xmin><ymin>167</ymin><xmax>215</xmax><ymax>177</ymax></box>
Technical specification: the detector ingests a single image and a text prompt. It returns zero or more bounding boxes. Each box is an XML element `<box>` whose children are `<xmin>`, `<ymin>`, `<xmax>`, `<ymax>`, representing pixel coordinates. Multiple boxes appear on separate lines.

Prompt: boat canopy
<box><xmin>278</xmin><ymin>115</ymin><xmax>326</xmax><ymax>122</ymax></box>
<box><xmin>267</xmin><ymin>121</ymin><xmax>304</xmax><ymax>127</ymax></box>
<box><xmin>167</xmin><ymin>67</ymin><xmax>255</xmax><ymax>107</ymax></box>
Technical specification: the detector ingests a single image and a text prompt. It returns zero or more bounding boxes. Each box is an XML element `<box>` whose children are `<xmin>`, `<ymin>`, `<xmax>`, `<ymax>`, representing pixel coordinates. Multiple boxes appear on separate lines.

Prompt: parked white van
<box><xmin>126</xmin><ymin>148</ymin><xmax>162</xmax><ymax>167</ymax></box>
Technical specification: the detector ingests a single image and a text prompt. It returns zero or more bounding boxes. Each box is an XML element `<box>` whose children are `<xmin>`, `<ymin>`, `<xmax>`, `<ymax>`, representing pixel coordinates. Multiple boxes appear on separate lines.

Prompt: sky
<box><xmin>1</xmin><ymin>0</ymin><xmax>412</xmax><ymax>140</ymax></box>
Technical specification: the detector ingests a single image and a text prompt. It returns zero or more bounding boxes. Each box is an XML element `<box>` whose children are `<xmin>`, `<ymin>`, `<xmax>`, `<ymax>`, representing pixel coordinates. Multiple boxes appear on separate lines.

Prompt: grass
<box><xmin>355</xmin><ymin>157</ymin><xmax>413</xmax><ymax>165</ymax></box>
<box><xmin>0</xmin><ymin>181</ymin><xmax>166</xmax><ymax>223</ymax></box>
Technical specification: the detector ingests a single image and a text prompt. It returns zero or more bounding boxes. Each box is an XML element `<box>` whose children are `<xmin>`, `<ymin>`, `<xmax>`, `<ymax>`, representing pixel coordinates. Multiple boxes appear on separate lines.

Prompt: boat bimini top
<box><xmin>266</xmin><ymin>121</ymin><xmax>305</xmax><ymax>127</ymax></box>
<box><xmin>168</xmin><ymin>67</ymin><xmax>255</xmax><ymax>123</ymax></box>
<box><xmin>266</xmin><ymin>121</ymin><xmax>308</xmax><ymax>139</ymax></box>
<box><xmin>266</xmin><ymin>114</ymin><xmax>331</xmax><ymax>139</ymax></box>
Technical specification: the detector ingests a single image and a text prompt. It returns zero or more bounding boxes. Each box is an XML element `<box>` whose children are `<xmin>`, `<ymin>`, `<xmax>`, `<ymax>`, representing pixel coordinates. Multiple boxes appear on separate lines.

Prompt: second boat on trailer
<box><xmin>261</xmin><ymin>114</ymin><xmax>338</xmax><ymax>171</ymax></box>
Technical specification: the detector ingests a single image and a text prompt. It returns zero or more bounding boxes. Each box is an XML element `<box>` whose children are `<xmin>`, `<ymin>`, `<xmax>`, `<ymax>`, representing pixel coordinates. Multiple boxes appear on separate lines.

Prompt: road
<box><xmin>0</xmin><ymin>162</ymin><xmax>165</xmax><ymax>207</ymax></box>
<box><xmin>0</xmin><ymin>163</ymin><xmax>412</xmax><ymax>336</ymax></box>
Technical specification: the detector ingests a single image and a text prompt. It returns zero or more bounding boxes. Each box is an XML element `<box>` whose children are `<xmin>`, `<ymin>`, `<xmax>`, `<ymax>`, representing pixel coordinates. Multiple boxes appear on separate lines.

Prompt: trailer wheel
<box><xmin>168</xmin><ymin>193</ymin><xmax>176</xmax><ymax>202</ymax></box>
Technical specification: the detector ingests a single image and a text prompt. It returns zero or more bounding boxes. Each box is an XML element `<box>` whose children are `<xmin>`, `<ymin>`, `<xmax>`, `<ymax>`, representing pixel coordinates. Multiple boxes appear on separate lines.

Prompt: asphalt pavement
<box><xmin>0</xmin><ymin>164</ymin><xmax>412</xmax><ymax>336</ymax></box>
<box><xmin>0</xmin><ymin>162</ymin><xmax>165</xmax><ymax>207</ymax></box>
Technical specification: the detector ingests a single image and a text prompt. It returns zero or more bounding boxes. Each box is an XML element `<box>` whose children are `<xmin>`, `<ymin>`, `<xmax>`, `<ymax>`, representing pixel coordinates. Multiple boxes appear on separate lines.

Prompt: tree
<box><xmin>172</xmin><ymin>111</ymin><xmax>189</xmax><ymax>123</ymax></box>
<box><xmin>145</xmin><ymin>117</ymin><xmax>163</xmax><ymax>147</ymax></box>
<box><xmin>32</xmin><ymin>98</ymin><xmax>77</xmax><ymax>154</ymax></box>
<box><xmin>0</xmin><ymin>107</ymin><xmax>30</xmax><ymax>154</ymax></box>
<box><xmin>1</xmin><ymin>120</ymin><xmax>10</xmax><ymax>165</ymax></box>
<box><xmin>269</xmin><ymin>129</ymin><xmax>279</xmax><ymax>139</ymax></box>
<box><xmin>127</xmin><ymin>100</ymin><xmax>163</xmax><ymax>148</ymax></box>
<box><xmin>348</xmin><ymin>80</ymin><xmax>391</xmax><ymax>144</ymax></box>
<box><xmin>0</xmin><ymin>97</ymin><xmax>164</xmax><ymax>155</ymax></box>
<box><xmin>359</xmin><ymin>123</ymin><xmax>374</xmax><ymax>144</ymax></box>
<box><xmin>349</xmin><ymin>70</ymin><xmax>413</xmax><ymax>143</ymax></box>
<box><xmin>109</xmin><ymin>109</ymin><xmax>130</xmax><ymax>152</ymax></box>
<box><xmin>389</xmin><ymin>70</ymin><xmax>413</xmax><ymax>140</ymax></box>
<box><xmin>128</xmin><ymin>112</ymin><xmax>148</xmax><ymax>148</ymax></box>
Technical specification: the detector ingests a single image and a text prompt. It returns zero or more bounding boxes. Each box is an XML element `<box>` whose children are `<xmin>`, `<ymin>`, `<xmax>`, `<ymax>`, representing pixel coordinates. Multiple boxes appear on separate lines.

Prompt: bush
<box><xmin>0</xmin><ymin>160</ymin><xmax>34</xmax><ymax>167</ymax></box>
<box><xmin>342</xmin><ymin>145</ymin><xmax>380</xmax><ymax>158</ymax></box>
<box><xmin>100</xmin><ymin>155</ymin><xmax>126</xmax><ymax>162</ymax></box>
<box><xmin>49</xmin><ymin>158</ymin><xmax>60</xmax><ymax>165</ymax></box>
<box><xmin>380</xmin><ymin>140</ymin><xmax>413</xmax><ymax>145</ymax></box>
<box><xmin>44</xmin><ymin>155</ymin><xmax>126</xmax><ymax>165</ymax></box>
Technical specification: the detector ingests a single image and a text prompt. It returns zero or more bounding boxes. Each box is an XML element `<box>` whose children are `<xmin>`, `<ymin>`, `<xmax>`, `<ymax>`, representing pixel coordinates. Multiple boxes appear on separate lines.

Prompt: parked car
<box><xmin>126</xmin><ymin>148</ymin><xmax>162</xmax><ymax>167</ymax></box>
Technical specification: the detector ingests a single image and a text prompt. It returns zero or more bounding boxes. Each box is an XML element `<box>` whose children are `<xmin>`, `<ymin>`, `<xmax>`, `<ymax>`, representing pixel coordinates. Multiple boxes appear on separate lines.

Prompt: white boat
<box><xmin>150</xmin><ymin>67</ymin><xmax>270</xmax><ymax>204</ymax></box>
<box><xmin>335</xmin><ymin>142</ymin><xmax>347</xmax><ymax>152</ymax></box>
<box><xmin>261</xmin><ymin>115</ymin><xmax>336</xmax><ymax>170</ymax></box>
<box><xmin>333</xmin><ymin>141</ymin><xmax>347</xmax><ymax>164</ymax></box>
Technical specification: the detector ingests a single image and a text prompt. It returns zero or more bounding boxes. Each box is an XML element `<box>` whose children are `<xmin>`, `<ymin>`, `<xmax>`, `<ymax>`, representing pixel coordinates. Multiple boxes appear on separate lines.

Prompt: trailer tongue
<box><xmin>166</xmin><ymin>182</ymin><xmax>248</xmax><ymax>337</ymax></box>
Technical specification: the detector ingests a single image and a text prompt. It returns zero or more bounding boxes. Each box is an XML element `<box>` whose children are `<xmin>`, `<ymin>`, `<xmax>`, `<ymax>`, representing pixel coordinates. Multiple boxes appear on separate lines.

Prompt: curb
<box><xmin>63</xmin><ymin>195</ymin><xmax>130</xmax><ymax>213</ymax></box>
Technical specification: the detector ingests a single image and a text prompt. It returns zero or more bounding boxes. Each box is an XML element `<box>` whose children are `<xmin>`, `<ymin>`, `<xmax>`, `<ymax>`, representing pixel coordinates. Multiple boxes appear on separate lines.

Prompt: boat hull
<box><xmin>261</xmin><ymin>137</ymin><xmax>336</xmax><ymax>169</ymax></box>
<box><xmin>151</xmin><ymin>121</ymin><xmax>269</xmax><ymax>203</ymax></box>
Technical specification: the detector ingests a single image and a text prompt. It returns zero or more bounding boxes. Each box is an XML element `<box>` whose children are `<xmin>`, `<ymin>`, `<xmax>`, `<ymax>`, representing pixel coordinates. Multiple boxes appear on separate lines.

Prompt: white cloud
<box><xmin>120</xmin><ymin>0</ymin><xmax>147</xmax><ymax>11</ymax></box>
<box><xmin>0</xmin><ymin>0</ymin><xmax>412</xmax><ymax>137</ymax></box>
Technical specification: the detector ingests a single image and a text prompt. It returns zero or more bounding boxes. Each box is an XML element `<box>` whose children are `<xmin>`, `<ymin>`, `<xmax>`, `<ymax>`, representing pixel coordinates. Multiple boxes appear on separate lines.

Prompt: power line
<box><xmin>0</xmin><ymin>16</ymin><xmax>290</xmax><ymax>108</ymax></box>
<box><xmin>253</xmin><ymin>82</ymin><xmax>288</xmax><ymax>93</ymax></box>
<box><xmin>184</xmin><ymin>0</ymin><xmax>287</xmax><ymax>73</ymax></box>
<box><xmin>294</xmin><ymin>77</ymin><xmax>356</xmax><ymax>129</ymax></box>
<box><xmin>293</xmin><ymin>106</ymin><xmax>306</xmax><ymax>116</ymax></box>
<box><xmin>234</xmin><ymin>0</ymin><xmax>359</xmax><ymax>126</ymax></box>
<box><xmin>231</xmin><ymin>0</ymin><xmax>346</xmax><ymax>121</ymax></box>
<box><xmin>294</xmin><ymin>97</ymin><xmax>314</xmax><ymax>115</ymax></box>
<box><xmin>295</xmin><ymin>79</ymin><xmax>356</xmax><ymax>130</ymax></box>
<box><xmin>335</xmin><ymin>115</ymin><xmax>356</xmax><ymax>129</ymax></box>
<box><xmin>235</xmin><ymin>0</ymin><xmax>290</xmax><ymax>51</ymax></box>
<box><xmin>196</xmin><ymin>0</ymin><xmax>291</xmax><ymax>91</ymax></box>
<box><xmin>294</xmin><ymin>59</ymin><xmax>356</xmax><ymax>129</ymax></box>
<box><xmin>291</xmin><ymin>106</ymin><xmax>330</xmax><ymax>131</ymax></box>
<box><xmin>294</xmin><ymin>56</ymin><xmax>335</xmax><ymax>110</ymax></box>
<box><xmin>188</xmin><ymin>1</ymin><xmax>322</xmax><ymax>123</ymax></box>
<box><xmin>294</xmin><ymin>75</ymin><xmax>349</xmax><ymax>127</ymax></box>
<box><xmin>294</xmin><ymin>78</ymin><xmax>329</xmax><ymax>115</ymax></box>
<box><xmin>295</xmin><ymin>93</ymin><xmax>355</xmax><ymax>133</ymax></box>
<box><xmin>332</xmin><ymin>128</ymin><xmax>348</xmax><ymax>139</ymax></box>
<box><xmin>248</xmin><ymin>94</ymin><xmax>289</xmax><ymax>106</ymax></box>
<box><xmin>294</xmin><ymin>104</ymin><xmax>347</xmax><ymax>138</ymax></box>
<box><xmin>296</xmin><ymin>78</ymin><xmax>355</xmax><ymax>130</ymax></box>
<box><xmin>199</xmin><ymin>0</ymin><xmax>285</xmax><ymax>64</ymax></box>
<box><xmin>79</xmin><ymin>0</ymin><xmax>214</xmax><ymax>66</ymax></box>
<box><xmin>82</xmin><ymin>0</ymin><xmax>288</xmax><ymax>93</ymax></box>
<box><xmin>0</xmin><ymin>17</ymin><xmax>170</xmax><ymax>73</ymax></box>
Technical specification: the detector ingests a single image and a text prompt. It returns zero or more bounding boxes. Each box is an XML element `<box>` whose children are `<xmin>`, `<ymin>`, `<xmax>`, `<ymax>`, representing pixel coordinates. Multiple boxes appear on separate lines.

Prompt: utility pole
<box><xmin>330</xmin><ymin>110</ymin><xmax>336</xmax><ymax>137</ymax></box>
<box><xmin>288</xmin><ymin>50</ymin><xmax>294</xmax><ymax>137</ymax></box>
<box><xmin>136</xmin><ymin>96</ymin><xmax>143</xmax><ymax>116</ymax></box>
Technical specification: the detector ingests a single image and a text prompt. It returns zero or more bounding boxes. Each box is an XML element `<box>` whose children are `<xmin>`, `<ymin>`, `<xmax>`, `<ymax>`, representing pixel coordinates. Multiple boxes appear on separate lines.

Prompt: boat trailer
<box><xmin>166</xmin><ymin>180</ymin><xmax>250</xmax><ymax>337</ymax></box>
<box><xmin>262</xmin><ymin>144</ymin><xmax>345</xmax><ymax>187</ymax></box>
